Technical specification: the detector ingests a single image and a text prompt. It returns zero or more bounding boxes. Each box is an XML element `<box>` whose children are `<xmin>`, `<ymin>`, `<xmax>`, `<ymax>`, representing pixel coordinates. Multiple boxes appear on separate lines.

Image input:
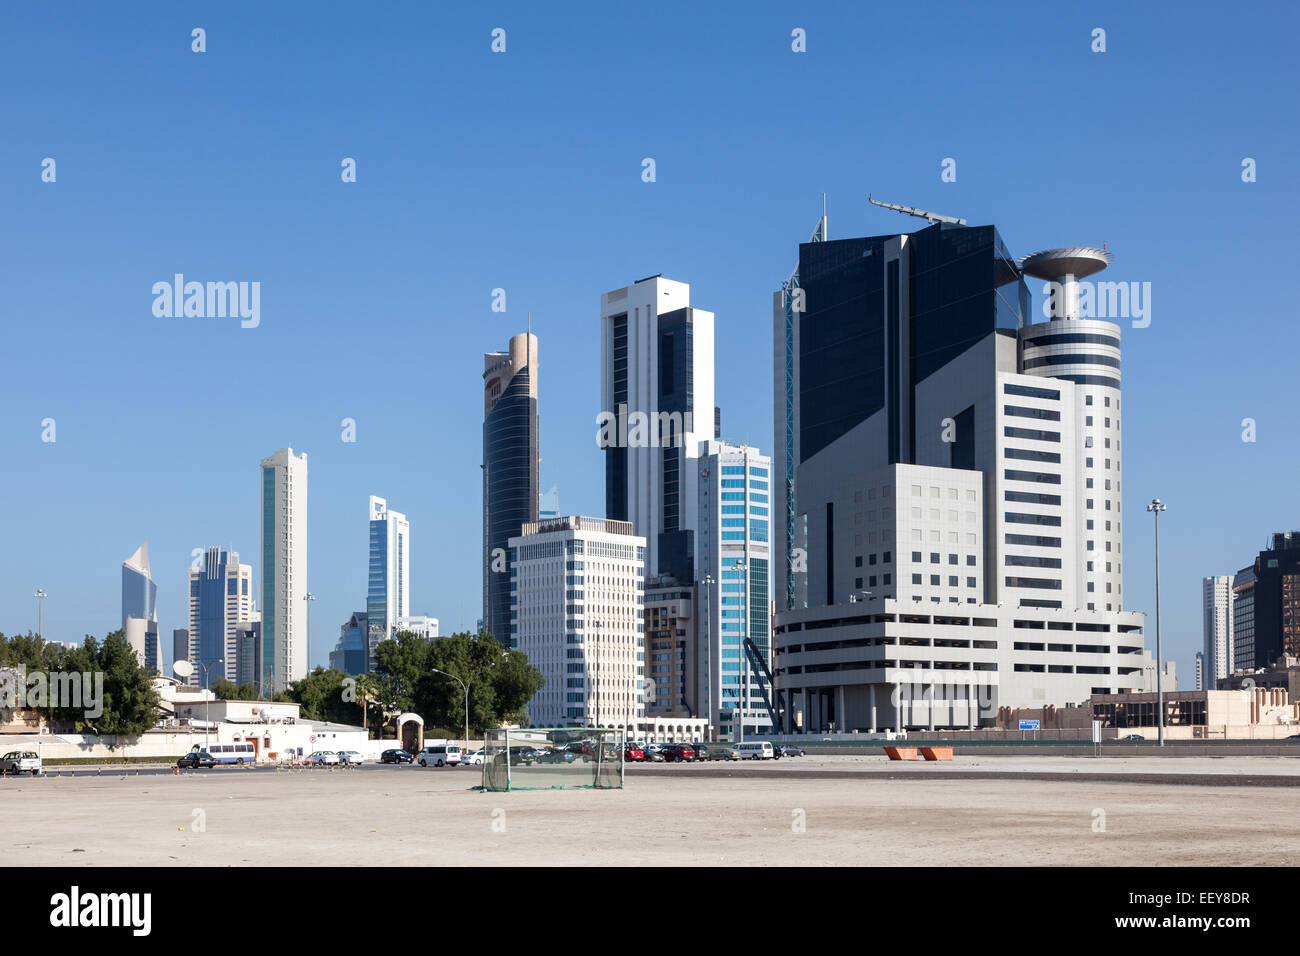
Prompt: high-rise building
<box><xmin>483</xmin><ymin>332</ymin><xmax>539</xmax><ymax>646</ymax></box>
<box><xmin>172</xmin><ymin>628</ymin><xmax>189</xmax><ymax>673</ymax></box>
<box><xmin>235</xmin><ymin>617</ymin><xmax>261</xmax><ymax>687</ymax></box>
<box><xmin>1246</xmin><ymin>532</ymin><xmax>1300</xmax><ymax>668</ymax></box>
<box><xmin>187</xmin><ymin>547</ymin><xmax>254</xmax><ymax>687</ymax></box>
<box><xmin>121</xmin><ymin>542</ymin><xmax>162</xmax><ymax>671</ymax></box>
<box><xmin>1203</xmin><ymin>575</ymin><xmax>1234</xmax><ymax>685</ymax></box>
<box><xmin>1195</xmin><ymin>651</ymin><xmax>1204</xmax><ymax>691</ymax></box>
<box><xmin>395</xmin><ymin>615</ymin><xmax>438</xmax><ymax>640</ymax></box>
<box><xmin>696</xmin><ymin>440</ymin><xmax>774</xmax><ymax>739</ymax></box>
<box><xmin>330</xmin><ymin>611</ymin><xmax>368</xmax><ymax>676</ymax></box>
<box><xmin>771</xmin><ymin>213</ymin><xmax>1151</xmax><ymax>732</ymax></box>
<box><xmin>539</xmin><ymin>485</ymin><xmax>560</xmax><ymax>520</ymax></box>
<box><xmin>509</xmin><ymin>516</ymin><xmax>645</xmax><ymax>727</ymax></box>
<box><xmin>366</xmin><ymin>495</ymin><xmax>410</xmax><ymax>669</ymax></box>
<box><xmin>601</xmin><ymin>276</ymin><xmax>716</xmax><ymax>583</ymax></box>
<box><xmin>261</xmin><ymin>447</ymin><xmax>308</xmax><ymax>693</ymax></box>
<box><xmin>1233</xmin><ymin>565</ymin><xmax>1257</xmax><ymax>672</ymax></box>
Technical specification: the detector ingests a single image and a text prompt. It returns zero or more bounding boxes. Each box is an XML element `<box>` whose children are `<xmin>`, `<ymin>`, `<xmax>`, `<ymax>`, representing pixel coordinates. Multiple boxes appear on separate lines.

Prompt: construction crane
<box><xmin>867</xmin><ymin>194</ymin><xmax>966</xmax><ymax>226</ymax></box>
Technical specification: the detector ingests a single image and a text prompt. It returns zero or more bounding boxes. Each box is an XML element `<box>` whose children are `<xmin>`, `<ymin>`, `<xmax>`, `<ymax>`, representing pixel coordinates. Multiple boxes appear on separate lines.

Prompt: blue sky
<box><xmin>2</xmin><ymin>1</ymin><xmax>1297</xmax><ymax>685</ymax></box>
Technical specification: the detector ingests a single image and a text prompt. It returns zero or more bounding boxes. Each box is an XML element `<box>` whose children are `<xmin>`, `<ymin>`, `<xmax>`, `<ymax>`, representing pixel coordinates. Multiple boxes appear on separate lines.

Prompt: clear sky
<box><xmin>2</xmin><ymin>1</ymin><xmax>1297</xmax><ymax>686</ymax></box>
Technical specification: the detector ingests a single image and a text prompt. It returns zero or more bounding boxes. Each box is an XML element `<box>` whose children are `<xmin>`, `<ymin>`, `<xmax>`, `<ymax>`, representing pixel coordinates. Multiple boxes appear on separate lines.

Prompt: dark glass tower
<box><xmin>483</xmin><ymin>332</ymin><xmax>539</xmax><ymax>646</ymax></box>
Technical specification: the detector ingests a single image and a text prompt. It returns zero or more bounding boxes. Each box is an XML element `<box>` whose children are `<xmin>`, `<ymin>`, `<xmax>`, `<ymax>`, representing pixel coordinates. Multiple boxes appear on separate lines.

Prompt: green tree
<box><xmin>283</xmin><ymin>667</ymin><xmax>362</xmax><ymax>724</ymax></box>
<box><xmin>43</xmin><ymin>631</ymin><xmax>161</xmax><ymax>735</ymax></box>
<box><xmin>372</xmin><ymin>631</ymin><xmax>431</xmax><ymax>712</ymax></box>
<box><xmin>212</xmin><ymin>679</ymin><xmax>260</xmax><ymax>701</ymax></box>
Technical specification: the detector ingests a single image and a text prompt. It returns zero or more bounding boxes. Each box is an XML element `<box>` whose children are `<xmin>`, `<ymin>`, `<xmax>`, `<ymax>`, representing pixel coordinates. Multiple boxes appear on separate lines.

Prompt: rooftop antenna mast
<box><xmin>867</xmin><ymin>194</ymin><xmax>966</xmax><ymax>226</ymax></box>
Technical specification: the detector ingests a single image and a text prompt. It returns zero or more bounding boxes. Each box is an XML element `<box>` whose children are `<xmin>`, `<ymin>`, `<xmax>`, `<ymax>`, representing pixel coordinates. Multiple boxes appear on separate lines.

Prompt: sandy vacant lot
<box><xmin>5</xmin><ymin>756</ymin><xmax>1299</xmax><ymax>866</ymax></box>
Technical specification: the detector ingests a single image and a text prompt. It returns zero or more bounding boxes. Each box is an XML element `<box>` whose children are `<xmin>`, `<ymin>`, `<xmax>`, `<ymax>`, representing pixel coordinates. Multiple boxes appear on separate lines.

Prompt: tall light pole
<box><xmin>702</xmin><ymin>574</ymin><xmax>713</xmax><ymax>742</ymax></box>
<box><xmin>592</xmin><ymin>620</ymin><xmax>603</xmax><ymax>728</ymax></box>
<box><xmin>1146</xmin><ymin>499</ymin><xmax>1167</xmax><ymax>747</ymax></box>
<box><xmin>431</xmin><ymin>667</ymin><xmax>471</xmax><ymax>753</ymax></box>
<box><xmin>733</xmin><ymin>559</ymin><xmax>748</xmax><ymax>745</ymax></box>
<box><xmin>34</xmin><ymin>588</ymin><xmax>47</xmax><ymax>638</ymax></box>
<box><xmin>304</xmin><ymin>593</ymin><xmax>316</xmax><ymax>675</ymax></box>
<box><xmin>199</xmin><ymin>658</ymin><xmax>225</xmax><ymax>750</ymax></box>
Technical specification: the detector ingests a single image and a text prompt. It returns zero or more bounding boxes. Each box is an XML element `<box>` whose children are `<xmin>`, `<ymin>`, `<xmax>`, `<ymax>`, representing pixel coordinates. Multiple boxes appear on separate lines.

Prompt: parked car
<box><xmin>462</xmin><ymin>749</ymin><xmax>487</xmax><ymax>766</ymax></box>
<box><xmin>381</xmin><ymin>749</ymin><xmax>413</xmax><ymax>764</ymax></box>
<box><xmin>418</xmin><ymin>743</ymin><xmax>463</xmax><ymax>767</ymax></box>
<box><xmin>736</xmin><ymin>741</ymin><xmax>775</xmax><ymax>760</ymax></box>
<box><xmin>508</xmin><ymin>746</ymin><xmax>542</xmax><ymax>766</ymax></box>
<box><xmin>310</xmin><ymin>751</ymin><xmax>340</xmax><ymax>765</ymax></box>
<box><xmin>536</xmin><ymin>748</ymin><xmax>579</xmax><ymax>765</ymax></box>
<box><xmin>704</xmin><ymin>746</ymin><xmax>741</xmax><ymax>761</ymax></box>
<box><xmin>176</xmin><ymin>750</ymin><xmax>215</xmax><ymax>770</ymax></box>
<box><xmin>641</xmin><ymin>746</ymin><xmax>665</xmax><ymax>763</ymax></box>
<box><xmin>1117</xmin><ymin>734</ymin><xmax>1145</xmax><ymax>742</ymax></box>
<box><xmin>0</xmin><ymin>751</ymin><xmax>42</xmax><ymax>775</ymax></box>
<box><xmin>660</xmin><ymin>744</ymin><xmax>697</xmax><ymax>762</ymax></box>
<box><xmin>337</xmin><ymin>750</ymin><xmax>365</xmax><ymax>765</ymax></box>
<box><xmin>778</xmin><ymin>745</ymin><xmax>806</xmax><ymax>758</ymax></box>
<box><xmin>624</xmin><ymin>745</ymin><xmax>645</xmax><ymax>762</ymax></box>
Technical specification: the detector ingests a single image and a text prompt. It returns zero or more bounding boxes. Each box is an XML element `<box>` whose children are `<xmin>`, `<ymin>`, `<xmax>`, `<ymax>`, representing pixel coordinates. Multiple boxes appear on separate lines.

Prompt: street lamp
<box><xmin>733</xmin><ymin>560</ymin><xmax>748</xmax><ymax>746</ymax></box>
<box><xmin>34</xmin><ymin>588</ymin><xmax>47</xmax><ymax>638</ymax></box>
<box><xmin>1146</xmin><ymin>499</ymin><xmax>1167</xmax><ymax>747</ymax></box>
<box><xmin>431</xmin><ymin>667</ymin><xmax>471</xmax><ymax>753</ymax></box>
<box><xmin>198</xmin><ymin>658</ymin><xmax>225</xmax><ymax>750</ymax></box>
<box><xmin>304</xmin><ymin>593</ymin><xmax>316</xmax><ymax>675</ymax></box>
<box><xmin>702</xmin><ymin>574</ymin><xmax>714</xmax><ymax>742</ymax></box>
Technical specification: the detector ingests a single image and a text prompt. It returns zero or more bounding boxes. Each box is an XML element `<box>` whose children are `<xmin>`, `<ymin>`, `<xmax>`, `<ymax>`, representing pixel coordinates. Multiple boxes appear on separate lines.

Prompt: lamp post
<box><xmin>702</xmin><ymin>574</ymin><xmax>714</xmax><ymax>743</ymax></box>
<box><xmin>733</xmin><ymin>560</ymin><xmax>748</xmax><ymax>746</ymax></box>
<box><xmin>303</xmin><ymin>593</ymin><xmax>316</xmax><ymax>676</ymax></box>
<box><xmin>431</xmin><ymin>667</ymin><xmax>470</xmax><ymax>753</ymax></box>
<box><xmin>592</xmin><ymin>620</ymin><xmax>603</xmax><ymax>728</ymax></box>
<box><xmin>1146</xmin><ymin>499</ymin><xmax>1167</xmax><ymax>747</ymax></box>
<box><xmin>34</xmin><ymin>588</ymin><xmax>47</xmax><ymax>638</ymax></box>
<box><xmin>198</xmin><ymin>658</ymin><xmax>225</xmax><ymax>751</ymax></box>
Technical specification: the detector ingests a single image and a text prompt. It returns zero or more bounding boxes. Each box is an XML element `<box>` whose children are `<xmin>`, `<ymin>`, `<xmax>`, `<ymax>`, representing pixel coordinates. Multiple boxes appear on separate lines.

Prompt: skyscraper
<box><xmin>261</xmin><ymin>446</ymin><xmax>308</xmax><ymax>692</ymax></box>
<box><xmin>483</xmin><ymin>331</ymin><xmax>539</xmax><ymax>646</ymax></box>
<box><xmin>366</xmin><ymin>495</ymin><xmax>410</xmax><ymax>670</ymax></box>
<box><xmin>1202</xmin><ymin>575</ymin><xmax>1234</xmax><ymax>685</ymax></box>
<box><xmin>601</xmin><ymin>276</ymin><xmax>716</xmax><ymax>584</ymax></box>
<box><xmin>187</xmin><ymin>547</ymin><xmax>254</xmax><ymax>687</ymax></box>
<box><xmin>696</xmin><ymin>440</ymin><xmax>774</xmax><ymax>739</ymax></box>
<box><xmin>1232</xmin><ymin>565</ymin><xmax>1257</xmax><ymax>672</ymax></box>
<box><xmin>121</xmin><ymin>542</ymin><xmax>161</xmax><ymax>671</ymax></box>
<box><xmin>771</xmin><ymin>211</ymin><xmax>1151</xmax><ymax>732</ymax></box>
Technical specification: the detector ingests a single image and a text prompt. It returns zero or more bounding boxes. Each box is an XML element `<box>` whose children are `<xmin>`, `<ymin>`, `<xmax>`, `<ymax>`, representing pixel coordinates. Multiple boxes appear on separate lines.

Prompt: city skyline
<box><xmin>3</xmin><ymin>4</ymin><xmax>1297</xmax><ymax>694</ymax></box>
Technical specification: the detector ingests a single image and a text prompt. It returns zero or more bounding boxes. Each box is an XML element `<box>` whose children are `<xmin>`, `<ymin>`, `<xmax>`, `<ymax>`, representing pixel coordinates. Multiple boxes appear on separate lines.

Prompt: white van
<box><xmin>736</xmin><ymin>741</ymin><xmax>775</xmax><ymax>760</ymax></box>
<box><xmin>418</xmin><ymin>742</ymin><xmax>462</xmax><ymax>767</ymax></box>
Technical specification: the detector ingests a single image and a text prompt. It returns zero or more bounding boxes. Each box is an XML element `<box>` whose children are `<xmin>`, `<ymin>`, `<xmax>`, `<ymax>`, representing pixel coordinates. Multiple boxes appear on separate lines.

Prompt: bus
<box><xmin>735</xmin><ymin>741</ymin><xmax>775</xmax><ymax>760</ymax></box>
<box><xmin>203</xmin><ymin>742</ymin><xmax>256</xmax><ymax>765</ymax></box>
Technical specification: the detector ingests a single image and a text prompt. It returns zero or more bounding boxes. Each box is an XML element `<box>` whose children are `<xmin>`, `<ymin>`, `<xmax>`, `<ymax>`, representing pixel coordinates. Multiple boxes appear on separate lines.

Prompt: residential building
<box><xmin>483</xmin><ymin>331</ymin><xmax>539</xmax><ymax>646</ymax></box>
<box><xmin>260</xmin><ymin>446</ymin><xmax>308</xmax><ymax>693</ymax></box>
<box><xmin>696</xmin><ymin>440</ymin><xmax>774</xmax><ymax>739</ymax></box>
<box><xmin>509</xmin><ymin>516</ymin><xmax>645</xmax><ymax>728</ymax></box>
<box><xmin>187</xmin><ymin>547</ymin><xmax>254</xmax><ymax>687</ymax></box>
<box><xmin>395</xmin><ymin>615</ymin><xmax>439</xmax><ymax>640</ymax></box>
<box><xmin>122</xmin><ymin>542</ymin><xmax>162</xmax><ymax>672</ymax></box>
<box><xmin>1203</xmin><ymin>575</ymin><xmax>1234</xmax><ymax>685</ymax></box>
<box><xmin>366</xmin><ymin>495</ymin><xmax>411</xmax><ymax>669</ymax></box>
<box><xmin>601</xmin><ymin>276</ymin><xmax>716</xmax><ymax>583</ymax></box>
<box><xmin>771</xmin><ymin>215</ymin><xmax>1150</xmax><ymax>731</ymax></box>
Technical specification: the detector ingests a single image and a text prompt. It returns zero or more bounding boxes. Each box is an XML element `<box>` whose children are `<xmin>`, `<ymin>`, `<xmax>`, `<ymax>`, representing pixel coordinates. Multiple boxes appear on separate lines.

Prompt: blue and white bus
<box><xmin>204</xmin><ymin>742</ymin><xmax>256</xmax><ymax>765</ymax></box>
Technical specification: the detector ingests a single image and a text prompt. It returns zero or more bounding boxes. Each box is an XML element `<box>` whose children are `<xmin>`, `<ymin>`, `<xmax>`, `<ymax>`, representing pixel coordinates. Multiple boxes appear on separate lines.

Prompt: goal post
<box><xmin>482</xmin><ymin>727</ymin><xmax>626</xmax><ymax>791</ymax></box>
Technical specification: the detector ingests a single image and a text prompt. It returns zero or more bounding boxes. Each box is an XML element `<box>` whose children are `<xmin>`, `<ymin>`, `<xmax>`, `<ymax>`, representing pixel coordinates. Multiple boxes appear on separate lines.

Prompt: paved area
<box><xmin>5</xmin><ymin>756</ymin><xmax>1300</xmax><ymax>865</ymax></box>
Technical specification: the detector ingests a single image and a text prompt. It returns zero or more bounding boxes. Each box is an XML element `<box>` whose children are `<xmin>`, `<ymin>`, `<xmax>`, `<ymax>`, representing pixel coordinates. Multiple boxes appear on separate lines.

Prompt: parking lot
<box><xmin>5</xmin><ymin>754</ymin><xmax>1300</xmax><ymax>866</ymax></box>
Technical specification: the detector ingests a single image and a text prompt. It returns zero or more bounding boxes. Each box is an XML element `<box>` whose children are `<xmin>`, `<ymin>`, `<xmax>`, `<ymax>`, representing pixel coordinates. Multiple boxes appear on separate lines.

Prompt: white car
<box><xmin>461</xmin><ymin>749</ymin><xmax>486</xmax><ymax>766</ymax></box>
<box><xmin>0</xmin><ymin>751</ymin><xmax>41</xmax><ymax>776</ymax></box>
<box><xmin>309</xmin><ymin>751</ymin><xmax>340</xmax><ymax>765</ymax></box>
<box><xmin>337</xmin><ymin>750</ymin><xmax>365</xmax><ymax>765</ymax></box>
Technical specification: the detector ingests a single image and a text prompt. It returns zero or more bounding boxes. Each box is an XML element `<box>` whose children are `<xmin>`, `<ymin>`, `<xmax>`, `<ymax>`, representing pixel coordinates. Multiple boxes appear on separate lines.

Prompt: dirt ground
<box><xmin>5</xmin><ymin>756</ymin><xmax>1299</xmax><ymax>866</ymax></box>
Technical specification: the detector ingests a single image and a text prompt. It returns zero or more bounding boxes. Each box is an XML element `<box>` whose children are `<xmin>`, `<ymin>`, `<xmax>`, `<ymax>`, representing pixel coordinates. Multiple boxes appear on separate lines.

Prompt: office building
<box><xmin>121</xmin><ymin>542</ymin><xmax>162</xmax><ymax>672</ymax></box>
<box><xmin>366</xmin><ymin>495</ymin><xmax>411</xmax><ymax>669</ymax></box>
<box><xmin>771</xmin><ymin>212</ymin><xmax>1150</xmax><ymax>731</ymax></box>
<box><xmin>509</xmin><ymin>516</ymin><xmax>645</xmax><ymax>728</ymax></box>
<box><xmin>261</xmin><ymin>446</ymin><xmax>308</xmax><ymax>693</ymax></box>
<box><xmin>395</xmin><ymin>615</ymin><xmax>438</xmax><ymax>640</ymax></box>
<box><xmin>601</xmin><ymin>276</ymin><xmax>716</xmax><ymax>583</ymax></box>
<box><xmin>644</xmin><ymin>576</ymin><xmax>697</xmax><ymax>718</ymax></box>
<box><xmin>187</xmin><ymin>547</ymin><xmax>254</xmax><ymax>687</ymax></box>
<box><xmin>1245</xmin><ymin>532</ymin><xmax>1300</xmax><ymax>668</ymax></box>
<box><xmin>483</xmin><ymin>332</ymin><xmax>539</xmax><ymax>646</ymax></box>
<box><xmin>1203</xmin><ymin>575</ymin><xmax>1234</xmax><ymax>685</ymax></box>
<box><xmin>540</xmin><ymin>485</ymin><xmax>560</xmax><ymax>520</ymax></box>
<box><xmin>1195</xmin><ymin>651</ymin><xmax>1204</xmax><ymax>691</ymax></box>
<box><xmin>172</xmin><ymin>628</ymin><xmax>188</xmax><ymax>673</ymax></box>
<box><xmin>330</xmin><ymin>612</ymin><xmax>368</xmax><ymax>676</ymax></box>
<box><xmin>1233</xmin><ymin>565</ymin><xmax>1257</xmax><ymax>672</ymax></box>
<box><xmin>235</xmin><ymin>618</ymin><xmax>261</xmax><ymax>688</ymax></box>
<box><xmin>696</xmin><ymin>440</ymin><xmax>775</xmax><ymax>738</ymax></box>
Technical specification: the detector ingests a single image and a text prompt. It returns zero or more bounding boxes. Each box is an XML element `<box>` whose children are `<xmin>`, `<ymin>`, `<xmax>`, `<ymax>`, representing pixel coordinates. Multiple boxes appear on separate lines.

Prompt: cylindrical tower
<box><xmin>1018</xmin><ymin>248</ymin><xmax>1123</xmax><ymax>614</ymax></box>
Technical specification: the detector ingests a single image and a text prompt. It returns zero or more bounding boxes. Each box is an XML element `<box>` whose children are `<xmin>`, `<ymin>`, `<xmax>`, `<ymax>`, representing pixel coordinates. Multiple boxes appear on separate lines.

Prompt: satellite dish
<box><xmin>173</xmin><ymin>659</ymin><xmax>194</xmax><ymax>678</ymax></box>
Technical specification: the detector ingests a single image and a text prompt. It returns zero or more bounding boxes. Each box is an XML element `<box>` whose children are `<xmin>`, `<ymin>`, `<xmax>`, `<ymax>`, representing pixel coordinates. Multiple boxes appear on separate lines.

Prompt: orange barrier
<box><xmin>919</xmin><ymin>746</ymin><xmax>953</xmax><ymax>761</ymax></box>
<box><xmin>883</xmin><ymin>746</ymin><xmax>919</xmax><ymax>761</ymax></box>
